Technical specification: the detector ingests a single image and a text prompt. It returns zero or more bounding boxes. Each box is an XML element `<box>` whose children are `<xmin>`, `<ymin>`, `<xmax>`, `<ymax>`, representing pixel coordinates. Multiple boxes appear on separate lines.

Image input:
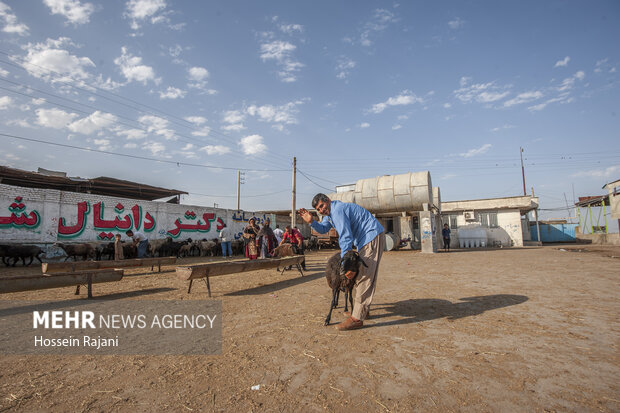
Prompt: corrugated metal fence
<box><xmin>530</xmin><ymin>224</ymin><xmax>577</xmax><ymax>243</ymax></box>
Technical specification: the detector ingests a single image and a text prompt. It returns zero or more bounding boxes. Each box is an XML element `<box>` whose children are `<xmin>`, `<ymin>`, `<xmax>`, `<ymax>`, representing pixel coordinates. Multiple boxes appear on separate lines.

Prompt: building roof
<box><xmin>442</xmin><ymin>195</ymin><xmax>539</xmax><ymax>215</ymax></box>
<box><xmin>0</xmin><ymin>165</ymin><xmax>188</xmax><ymax>201</ymax></box>
<box><xmin>574</xmin><ymin>195</ymin><xmax>610</xmax><ymax>208</ymax></box>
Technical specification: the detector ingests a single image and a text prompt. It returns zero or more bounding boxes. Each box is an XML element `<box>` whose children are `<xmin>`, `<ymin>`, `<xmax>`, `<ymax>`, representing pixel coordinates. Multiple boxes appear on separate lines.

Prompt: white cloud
<box><xmin>259</xmin><ymin>40</ymin><xmax>303</xmax><ymax>82</ymax></box>
<box><xmin>454</xmin><ymin>80</ymin><xmax>510</xmax><ymax>104</ymax></box>
<box><xmin>6</xmin><ymin>119</ymin><xmax>33</xmax><ymax>128</ymax></box>
<box><xmin>571</xmin><ymin>165</ymin><xmax>619</xmax><ymax>178</ymax></box>
<box><xmin>68</xmin><ymin>111</ymin><xmax>117</xmax><ymax>134</ymax></box>
<box><xmin>448</xmin><ymin>17</ymin><xmax>464</xmax><ymax>29</ymax></box>
<box><xmin>114</xmin><ymin>47</ymin><xmax>159</xmax><ymax>85</ymax></box>
<box><xmin>490</xmin><ymin>124</ymin><xmax>515</xmax><ymax>132</ymax></box>
<box><xmin>159</xmin><ymin>86</ymin><xmax>186</xmax><ymax>99</ymax></box>
<box><xmin>191</xmin><ymin>126</ymin><xmax>210</xmax><ymax>137</ymax></box>
<box><xmin>184</xmin><ymin>116</ymin><xmax>207</xmax><ymax>125</ymax></box>
<box><xmin>199</xmin><ymin>145</ymin><xmax>230</xmax><ymax>155</ymax></box>
<box><xmin>138</xmin><ymin>115</ymin><xmax>175</xmax><ymax>139</ymax></box>
<box><xmin>443</xmin><ymin>103</ymin><xmax>452</xmax><ymax>109</ymax></box>
<box><xmin>35</xmin><ymin>108</ymin><xmax>78</xmax><ymax>129</ymax></box>
<box><xmin>223</xmin><ymin>110</ymin><xmax>245</xmax><ymax>124</ymax></box>
<box><xmin>336</xmin><ymin>56</ymin><xmax>356</xmax><ymax>80</ymax></box>
<box><xmin>21</xmin><ymin>37</ymin><xmax>95</xmax><ymax>83</ymax></box>
<box><xmin>93</xmin><ymin>138</ymin><xmax>111</xmax><ymax>150</ymax></box>
<box><xmin>557</xmin><ymin>70</ymin><xmax>585</xmax><ymax>92</ymax></box>
<box><xmin>554</xmin><ymin>56</ymin><xmax>570</xmax><ymax>67</ymax></box>
<box><xmin>43</xmin><ymin>0</ymin><xmax>95</xmax><ymax>25</ymax></box>
<box><xmin>460</xmin><ymin>143</ymin><xmax>491</xmax><ymax>158</ymax></box>
<box><xmin>181</xmin><ymin>143</ymin><xmax>194</xmax><ymax>151</ymax></box>
<box><xmin>503</xmin><ymin>91</ymin><xmax>544</xmax><ymax>107</ymax></box>
<box><xmin>279</xmin><ymin>23</ymin><xmax>303</xmax><ymax>34</ymax></box>
<box><xmin>359</xmin><ymin>122</ymin><xmax>370</xmax><ymax>128</ymax></box>
<box><xmin>221</xmin><ymin>124</ymin><xmax>245</xmax><ymax>132</ymax></box>
<box><xmin>392</xmin><ymin>124</ymin><xmax>402</xmax><ymax>130</ymax></box>
<box><xmin>239</xmin><ymin>134</ymin><xmax>267</xmax><ymax>155</ymax></box>
<box><xmin>124</xmin><ymin>0</ymin><xmax>166</xmax><ymax>30</ymax></box>
<box><xmin>115</xmin><ymin>127</ymin><xmax>146</xmax><ymax>140</ymax></box>
<box><xmin>370</xmin><ymin>90</ymin><xmax>423</xmax><ymax>114</ymax></box>
<box><xmin>0</xmin><ymin>1</ymin><xmax>29</xmax><ymax>35</ymax></box>
<box><xmin>31</xmin><ymin>98</ymin><xmax>45</xmax><ymax>105</ymax></box>
<box><xmin>187</xmin><ymin>66</ymin><xmax>209</xmax><ymax>89</ymax></box>
<box><xmin>359</xmin><ymin>8</ymin><xmax>398</xmax><ymax>47</ymax></box>
<box><xmin>0</xmin><ymin>96</ymin><xmax>13</xmax><ymax>109</ymax></box>
<box><xmin>528</xmin><ymin>94</ymin><xmax>573</xmax><ymax>112</ymax></box>
<box><xmin>124</xmin><ymin>142</ymin><xmax>137</xmax><ymax>148</ymax></box>
<box><xmin>143</xmin><ymin>141</ymin><xmax>166</xmax><ymax>155</ymax></box>
<box><xmin>246</xmin><ymin>101</ymin><xmax>302</xmax><ymax>128</ymax></box>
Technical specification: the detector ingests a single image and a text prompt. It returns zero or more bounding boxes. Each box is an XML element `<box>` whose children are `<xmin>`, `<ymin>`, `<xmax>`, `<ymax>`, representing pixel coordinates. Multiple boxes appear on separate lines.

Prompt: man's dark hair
<box><xmin>311</xmin><ymin>193</ymin><xmax>330</xmax><ymax>208</ymax></box>
<box><xmin>125</xmin><ymin>230</ymin><xmax>133</xmax><ymax>235</ymax></box>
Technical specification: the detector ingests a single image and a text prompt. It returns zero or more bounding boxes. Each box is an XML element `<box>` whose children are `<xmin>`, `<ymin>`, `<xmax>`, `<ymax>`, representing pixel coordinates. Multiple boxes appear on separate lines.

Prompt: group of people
<box><xmin>241</xmin><ymin>218</ymin><xmax>307</xmax><ymax>269</ymax></box>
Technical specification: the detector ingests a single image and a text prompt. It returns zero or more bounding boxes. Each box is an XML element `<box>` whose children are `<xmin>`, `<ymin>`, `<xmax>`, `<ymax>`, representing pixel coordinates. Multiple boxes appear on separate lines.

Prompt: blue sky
<box><xmin>0</xmin><ymin>0</ymin><xmax>618</xmax><ymax>219</ymax></box>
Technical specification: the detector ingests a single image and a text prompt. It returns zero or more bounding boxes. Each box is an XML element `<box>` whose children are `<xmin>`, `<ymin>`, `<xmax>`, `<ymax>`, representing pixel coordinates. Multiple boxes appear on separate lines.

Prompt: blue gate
<box><xmin>530</xmin><ymin>224</ymin><xmax>577</xmax><ymax>243</ymax></box>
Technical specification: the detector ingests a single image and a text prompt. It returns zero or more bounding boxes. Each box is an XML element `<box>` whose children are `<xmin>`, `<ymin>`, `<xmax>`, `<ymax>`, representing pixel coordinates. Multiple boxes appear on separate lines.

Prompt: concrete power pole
<box><xmin>236</xmin><ymin>170</ymin><xmax>244</xmax><ymax>210</ymax></box>
<box><xmin>520</xmin><ymin>147</ymin><xmax>526</xmax><ymax>196</ymax></box>
<box><xmin>291</xmin><ymin>157</ymin><xmax>296</xmax><ymax>228</ymax></box>
<box><xmin>532</xmin><ymin>187</ymin><xmax>541</xmax><ymax>244</ymax></box>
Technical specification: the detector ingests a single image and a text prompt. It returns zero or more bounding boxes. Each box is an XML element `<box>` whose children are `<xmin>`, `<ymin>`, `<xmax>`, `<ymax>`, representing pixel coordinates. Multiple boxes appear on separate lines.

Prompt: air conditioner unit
<box><xmin>464</xmin><ymin>211</ymin><xmax>475</xmax><ymax>221</ymax></box>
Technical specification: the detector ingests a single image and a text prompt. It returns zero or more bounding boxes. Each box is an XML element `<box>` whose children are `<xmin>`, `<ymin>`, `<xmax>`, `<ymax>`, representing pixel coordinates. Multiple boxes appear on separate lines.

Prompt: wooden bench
<box><xmin>42</xmin><ymin>257</ymin><xmax>177</xmax><ymax>274</ymax></box>
<box><xmin>176</xmin><ymin>256</ymin><xmax>305</xmax><ymax>297</ymax></box>
<box><xmin>0</xmin><ymin>269</ymin><xmax>124</xmax><ymax>298</ymax></box>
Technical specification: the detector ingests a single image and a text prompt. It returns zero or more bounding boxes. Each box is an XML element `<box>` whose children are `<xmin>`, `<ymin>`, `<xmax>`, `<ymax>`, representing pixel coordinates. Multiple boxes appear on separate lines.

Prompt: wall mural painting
<box><xmin>166</xmin><ymin>210</ymin><xmax>224</xmax><ymax>238</ymax></box>
<box><xmin>58</xmin><ymin>201</ymin><xmax>156</xmax><ymax>239</ymax></box>
<box><xmin>0</xmin><ymin>196</ymin><xmax>41</xmax><ymax>230</ymax></box>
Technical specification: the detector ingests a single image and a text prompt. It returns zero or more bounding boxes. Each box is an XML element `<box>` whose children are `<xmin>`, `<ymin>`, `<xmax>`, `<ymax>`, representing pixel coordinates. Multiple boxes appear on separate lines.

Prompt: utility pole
<box><xmin>520</xmin><ymin>147</ymin><xmax>526</xmax><ymax>196</ymax></box>
<box><xmin>291</xmin><ymin>157</ymin><xmax>296</xmax><ymax>228</ymax></box>
<box><xmin>236</xmin><ymin>170</ymin><xmax>245</xmax><ymax>210</ymax></box>
<box><xmin>532</xmin><ymin>187</ymin><xmax>541</xmax><ymax>245</ymax></box>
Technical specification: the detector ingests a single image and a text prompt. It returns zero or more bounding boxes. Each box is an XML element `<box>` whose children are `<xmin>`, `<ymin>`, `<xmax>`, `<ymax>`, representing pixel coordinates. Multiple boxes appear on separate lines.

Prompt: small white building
<box><xmin>440</xmin><ymin>196</ymin><xmax>539</xmax><ymax>248</ymax></box>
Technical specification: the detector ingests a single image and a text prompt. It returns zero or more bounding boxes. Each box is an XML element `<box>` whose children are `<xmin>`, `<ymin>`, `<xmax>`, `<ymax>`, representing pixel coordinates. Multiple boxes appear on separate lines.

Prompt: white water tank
<box><xmin>330</xmin><ymin>171</ymin><xmax>432</xmax><ymax>213</ymax></box>
<box><xmin>457</xmin><ymin>225</ymin><xmax>488</xmax><ymax>248</ymax></box>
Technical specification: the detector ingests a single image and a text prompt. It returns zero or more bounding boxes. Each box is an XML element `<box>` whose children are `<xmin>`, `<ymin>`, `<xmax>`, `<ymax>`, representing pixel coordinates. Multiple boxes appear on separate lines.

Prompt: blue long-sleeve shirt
<box><xmin>310</xmin><ymin>200</ymin><xmax>384</xmax><ymax>258</ymax></box>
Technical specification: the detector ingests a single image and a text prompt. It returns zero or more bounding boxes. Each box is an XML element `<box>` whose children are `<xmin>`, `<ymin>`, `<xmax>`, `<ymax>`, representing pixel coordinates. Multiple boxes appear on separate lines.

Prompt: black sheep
<box><xmin>0</xmin><ymin>244</ymin><xmax>44</xmax><ymax>266</ymax></box>
<box><xmin>324</xmin><ymin>250</ymin><xmax>367</xmax><ymax>326</ymax></box>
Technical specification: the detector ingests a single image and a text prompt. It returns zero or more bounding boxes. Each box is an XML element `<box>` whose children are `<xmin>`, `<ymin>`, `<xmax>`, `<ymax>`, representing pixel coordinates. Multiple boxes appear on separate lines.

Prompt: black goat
<box><xmin>324</xmin><ymin>250</ymin><xmax>367</xmax><ymax>326</ymax></box>
<box><xmin>0</xmin><ymin>244</ymin><xmax>44</xmax><ymax>266</ymax></box>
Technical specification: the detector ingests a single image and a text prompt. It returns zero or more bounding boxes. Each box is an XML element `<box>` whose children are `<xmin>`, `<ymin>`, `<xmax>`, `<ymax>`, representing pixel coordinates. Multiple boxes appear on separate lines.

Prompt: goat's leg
<box><xmin>333</xmin><ymin>289</ymin><xmax>340</xmax><ymax>309</ymax></box>
<box><xmin>324</xmin><ymin>288</ymin><xmax>338</xmax><ymax>326</ymax></box>
<box><xmin>343</xmin><ymin>290</ymin><xmax>349</xmax><ymax>313</ymax></box>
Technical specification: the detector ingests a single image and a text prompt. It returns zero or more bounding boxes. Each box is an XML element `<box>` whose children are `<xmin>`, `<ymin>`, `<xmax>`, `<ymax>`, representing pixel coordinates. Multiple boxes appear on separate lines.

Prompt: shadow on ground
<box><xmin>224</xmin><ymin>271</ymin><xmax>324</xmax><ymax>296</ymax></box>
<box><xmin>369</xmin><ymin>294</ymin><xmax>529</xmax><ymax>327</ymax></box>
<box><xmin>0</xmin><ymin>288</ymin><xmax>176</xmax><ymax>316</ymax></box>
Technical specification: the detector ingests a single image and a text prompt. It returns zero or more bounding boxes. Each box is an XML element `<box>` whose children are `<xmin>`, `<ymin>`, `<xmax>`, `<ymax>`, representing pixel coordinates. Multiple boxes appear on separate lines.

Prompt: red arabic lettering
<box><xmin>58</xmin><ymin>201</ymin><xmax>90</xmax><ymax>235</ymax></box>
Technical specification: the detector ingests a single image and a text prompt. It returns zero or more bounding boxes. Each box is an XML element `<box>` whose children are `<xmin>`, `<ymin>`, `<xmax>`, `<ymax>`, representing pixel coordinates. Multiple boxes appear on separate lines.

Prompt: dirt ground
<box><xmin>0</xmin><ymin>244</ymin><xmax>619</xmax><ymax>412</ymax></box>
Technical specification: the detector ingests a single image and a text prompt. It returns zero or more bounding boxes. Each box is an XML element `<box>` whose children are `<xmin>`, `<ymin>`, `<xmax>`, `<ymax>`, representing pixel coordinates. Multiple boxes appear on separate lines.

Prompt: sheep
<box><xmin>122</xmin><ymin>242</ymin><xmax>137</xmax><ymax>259</ymax></box>
<box><xmin>0</xmin><ymin>244</ymin><xmax>44</xmax><ymax>266</ymax></box>
<box><xmin>179</xmin><ymin>243</ymin><xmax>193</xmax><ymax>257</ymax></box>
<box><xmin>198</xmin><ymin>240</ymin><xmax>217</xmax><ymax>257</ymax></box>
<box><xmin>149</xmin><ymin>238</ymin><xmax>171</xmax><ymax>257</ymax></box>
<box><xmin>231</xmin><ymin>240</ymin><xmax>244</xmax><ymax>256</ymax></box>
<box><xmin>324</xmin><ymin>250</ymin><xmax>368</xmax><ymax>326</ymax></box>
<box><xmin>100</xmin><ymin>242</ymin><xmax>115</xmax><ymax>260</ymax></box>
<box><xmin>55</xmin><ymin>242</ymin><xmax>95</xmax><ymax>262</ymax></box>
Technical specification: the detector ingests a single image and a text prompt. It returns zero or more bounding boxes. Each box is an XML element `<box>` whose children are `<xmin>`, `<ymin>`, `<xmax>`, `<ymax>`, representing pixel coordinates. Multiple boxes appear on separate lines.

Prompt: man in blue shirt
<box><xmin>299</xmin><ymin>193</ymin><xmax>385</xmax><ymax>331</ymax></box>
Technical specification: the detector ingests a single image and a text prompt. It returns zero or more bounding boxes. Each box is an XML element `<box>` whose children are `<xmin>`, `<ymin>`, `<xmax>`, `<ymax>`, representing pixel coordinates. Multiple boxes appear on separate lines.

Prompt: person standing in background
<box><xmin>219</xmin><ymin>223</ymin><xmax>233</xmax><ymax>258</ymax></box>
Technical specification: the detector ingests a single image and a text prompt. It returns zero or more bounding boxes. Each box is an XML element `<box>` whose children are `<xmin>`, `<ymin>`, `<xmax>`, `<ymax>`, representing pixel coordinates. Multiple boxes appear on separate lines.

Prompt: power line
<box><xmin>0</xmin><ymin>132</ymin><xmax>289</xmax><ymax>172</ymax></box>
<box><xmin>297</xmin><ymin>168</ymin><xmax>335</xmax><ymax>192</ymax></box>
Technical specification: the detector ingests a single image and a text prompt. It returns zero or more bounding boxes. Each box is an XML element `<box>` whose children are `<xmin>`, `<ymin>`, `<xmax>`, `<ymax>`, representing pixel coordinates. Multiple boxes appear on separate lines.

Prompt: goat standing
<box><xmin>324</xmin><ymin>250</ymin><xmax>367</xmax><ymax>326</ymax></box>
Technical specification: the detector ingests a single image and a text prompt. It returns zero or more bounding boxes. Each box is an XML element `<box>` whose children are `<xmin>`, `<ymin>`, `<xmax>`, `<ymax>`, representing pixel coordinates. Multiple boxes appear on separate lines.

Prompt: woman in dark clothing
<box><xmin>257</xmin><ymin>220</ymin><xmax>278</xmax><ymax>258</ymax></box>
<box><xmin>243</xmin><ymin>217</ymin><xmax>260</xmax><ymax>260</ymax></box>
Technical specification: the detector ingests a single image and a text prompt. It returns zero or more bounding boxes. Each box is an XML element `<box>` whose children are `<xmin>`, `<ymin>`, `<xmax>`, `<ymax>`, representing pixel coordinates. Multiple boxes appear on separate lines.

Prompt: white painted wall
<box><xmin>440</xmin><ymin>209</ymin><xmax>525</xmax><ymax>248</ymax></box>
<box><xmin>0</xmin><ymin>183</ymin><xmax>272</xmax><ymax>245</ymax></box>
